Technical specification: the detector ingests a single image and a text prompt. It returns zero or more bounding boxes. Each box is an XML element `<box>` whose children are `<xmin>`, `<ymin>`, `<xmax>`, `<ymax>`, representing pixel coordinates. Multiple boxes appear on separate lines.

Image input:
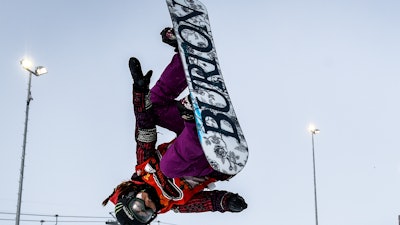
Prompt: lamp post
<box><xmin>309</xmin><ymin>124</ymin><xmax>320</xmax><ymax>225</ymax></box>
<box><xmin>16</xmin><ymin>59</ymin><xmax>48</xmax><ymax>225</ymax></box>
<box><xmin>105</xmin><ymin>212</ymin><xmax>119</xmax><ymax>225</ymax></box>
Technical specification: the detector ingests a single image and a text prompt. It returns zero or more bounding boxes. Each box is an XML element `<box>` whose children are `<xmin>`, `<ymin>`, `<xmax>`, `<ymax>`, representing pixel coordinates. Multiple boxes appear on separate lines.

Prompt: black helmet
<box><xmin>115</xmin><ymin>192</ymin><xmax>157</xmax><ymax>225</ymax></box>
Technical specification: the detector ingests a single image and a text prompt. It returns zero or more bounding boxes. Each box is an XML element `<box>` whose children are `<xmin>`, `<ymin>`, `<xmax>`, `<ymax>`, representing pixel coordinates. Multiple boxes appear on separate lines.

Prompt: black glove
<box><xmin>160</xmin><ymin>27</ymin><xmax>178</xmax><ymax>50</ymax></box>
<box><xmin>176</xmin><ymin>95</ymin><xmax>195</xmax><ymax>121</ymax></box>
<box><xmin>226</xmin><ymin>193</ymin><xmax>247</xmax><ymax>212</ymax></box>
<box><xmin>129</xmin><ymin>57</ymin><xmax>153</xmax><ymax>92</ymax></box>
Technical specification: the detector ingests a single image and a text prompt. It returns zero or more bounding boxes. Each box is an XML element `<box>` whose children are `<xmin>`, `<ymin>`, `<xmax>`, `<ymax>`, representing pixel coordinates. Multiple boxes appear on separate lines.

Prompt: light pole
<box><xmin>309</xmin><ymin>124</ymin><xmax>320</xmax><ymax>225</ymax></box>
<box><xmin>16</xmin><ymin>59</ymin><xmax>48</xmax><ymax>225</ymax></box>
<box><xmin>105</xmin><ymin>212</ymin><xmax>119</xmax><ymax>225</ymax></box>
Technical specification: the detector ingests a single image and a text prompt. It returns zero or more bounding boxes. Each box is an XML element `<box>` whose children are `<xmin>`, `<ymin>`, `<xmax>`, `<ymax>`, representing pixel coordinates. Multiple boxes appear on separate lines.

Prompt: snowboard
<box><xmin>166</xmin><ymin>0</ymin><xmax>248</xmax><ymax>175</ymax></box>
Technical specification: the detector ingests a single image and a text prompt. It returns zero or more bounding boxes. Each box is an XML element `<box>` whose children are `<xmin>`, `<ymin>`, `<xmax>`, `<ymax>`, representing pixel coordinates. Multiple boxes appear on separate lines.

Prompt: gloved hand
<box><xmin>176</xmin><ymin>95</ymin><xmax>194</xmax><ymax>121</ymax></box>
<box><xmin>129</xmin><ymin>57</ymin><xmax>153</xmax><ymax>92</ymax></box>
<box><xmin>226</xmin><ymin>193</ymin><xmax>247</xmax><ymax>212</ymax></box>
<box><xmin>160</xmin><ymin>27</ymin><xmax>178</xmax><ymax>49</ymax></box>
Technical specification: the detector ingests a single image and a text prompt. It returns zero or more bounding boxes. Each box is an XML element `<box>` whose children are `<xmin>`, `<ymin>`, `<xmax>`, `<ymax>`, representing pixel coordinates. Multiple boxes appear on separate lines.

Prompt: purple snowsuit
<box><xmin>149</xmin><ymin>54</ymin><xmax>213</xmax><ymax>178</ymax></box>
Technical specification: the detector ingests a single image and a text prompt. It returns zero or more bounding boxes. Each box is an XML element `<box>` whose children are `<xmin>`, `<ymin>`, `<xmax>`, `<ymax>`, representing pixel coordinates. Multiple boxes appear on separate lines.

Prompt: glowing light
<box><xmin>20</xmin><ymin>58</ymin><xmax>48</xmax><ymax>76</ymax></box>
<box><xmin>35</xmin><ymin>66</ymin><xmax>48</xmax><ymax>76</ymax></box>
<box><xmin>308</xmin><ymin>124</ymin><xmax>320</xmax><ymax>134</ymax></box>
<box><xmin>20</xmin><ymin>59</ymin><xmax>33</xmax><ymax>70</ymax></box>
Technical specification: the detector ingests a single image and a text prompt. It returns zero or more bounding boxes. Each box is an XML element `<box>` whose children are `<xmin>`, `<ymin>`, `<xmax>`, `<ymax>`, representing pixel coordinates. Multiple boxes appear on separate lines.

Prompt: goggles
<box><xmin>126</xmin><ymin>197</ymin><xmax>156</xmax><ymax>223</ymax></box>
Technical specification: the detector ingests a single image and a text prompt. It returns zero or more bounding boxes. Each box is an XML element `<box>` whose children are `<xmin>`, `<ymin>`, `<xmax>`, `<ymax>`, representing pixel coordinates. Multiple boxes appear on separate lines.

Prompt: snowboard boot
<box><xmin>176</xmin><ymin>95</ymin><xmax>194</xmax><ymax>121</ymax></box>
<box><xmin>160</xmin><ymin>27</ymin><xmax>178</xmax><ymax>51</ymax></box>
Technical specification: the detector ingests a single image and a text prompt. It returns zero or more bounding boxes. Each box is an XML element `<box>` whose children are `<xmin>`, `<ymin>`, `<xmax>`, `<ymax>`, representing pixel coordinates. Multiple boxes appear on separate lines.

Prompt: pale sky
<box><xmin>1</xmin><ymin>1</ymin><xmax>400</xmax><ymax>225</ymax></box>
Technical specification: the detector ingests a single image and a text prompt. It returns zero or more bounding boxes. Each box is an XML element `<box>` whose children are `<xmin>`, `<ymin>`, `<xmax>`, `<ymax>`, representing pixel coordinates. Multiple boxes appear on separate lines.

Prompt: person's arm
<box><xmin>129</xmin><ymin>57</ymin><xmax>157</xmax><ymax>164</ymax></box>
<box><xmin>133</xmin><ymin>90</ymin><xmax>156</xmax><ymax>164</ymax></box>
<box><xmin>173</xmin><ymin>190</ymin><xmax>247</xmax><ymax>213</ymax></box>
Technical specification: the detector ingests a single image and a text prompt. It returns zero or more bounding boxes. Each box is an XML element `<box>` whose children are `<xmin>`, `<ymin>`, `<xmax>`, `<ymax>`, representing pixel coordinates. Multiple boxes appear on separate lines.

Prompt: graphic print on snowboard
<box><xmin>166</xmin><ymin>0</ymin><xmax>248</xmax><ymax>175</ymax></box>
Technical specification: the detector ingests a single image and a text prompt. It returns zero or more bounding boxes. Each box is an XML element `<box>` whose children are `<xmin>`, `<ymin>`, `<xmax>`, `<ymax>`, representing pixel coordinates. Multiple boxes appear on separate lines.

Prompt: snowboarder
<box><xmin>102</xmin><ymin>28</ymin><xmax>247</xmax><ymax>225</ymax></box>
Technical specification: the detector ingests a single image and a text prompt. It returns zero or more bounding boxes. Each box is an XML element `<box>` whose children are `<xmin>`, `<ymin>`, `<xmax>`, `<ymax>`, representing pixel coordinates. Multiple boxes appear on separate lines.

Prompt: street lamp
<box><xmin>308</xmin><ymin>124</ymin><xmax>320</xmax><ymax>225</ymax></box>
<box><xmin>16</xmin><ymin>58</ymin><xmax>48</xmax><ymax>225</ymax></box>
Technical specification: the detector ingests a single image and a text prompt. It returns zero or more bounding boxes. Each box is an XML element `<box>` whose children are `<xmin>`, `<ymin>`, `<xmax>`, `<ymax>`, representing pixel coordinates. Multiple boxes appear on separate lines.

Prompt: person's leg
<box><xmin>160</xmin><ymin>121</ymin><xmax>214</xmax><ymax>178</ymax></box>
<box><xmin>150</xmin><ymin>54</ymin><xmax>187</xmax><ymax>135</ymax></box>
